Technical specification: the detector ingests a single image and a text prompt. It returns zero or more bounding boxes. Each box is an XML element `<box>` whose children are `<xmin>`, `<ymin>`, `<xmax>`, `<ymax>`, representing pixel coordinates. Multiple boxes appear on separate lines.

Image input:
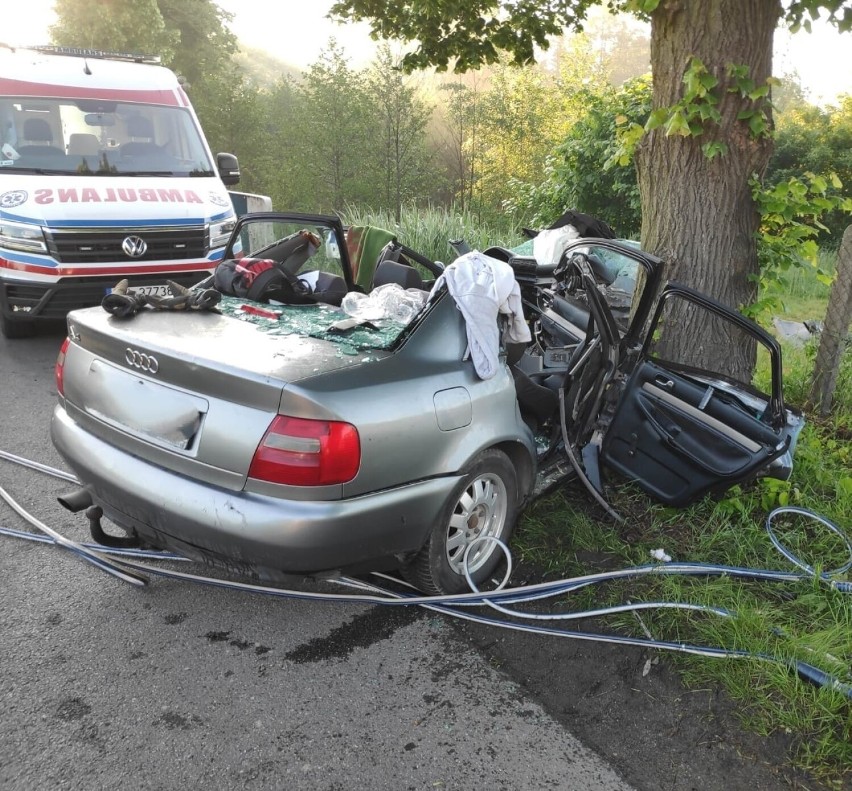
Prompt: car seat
<box><xmin>372</xmin><ymin>259</ymin><xmax>425</xmax><ymax>291</ymax></box>
<box><xmin>122</xmin><ymin>116</ymin><xmax>159</xmax><ymax>157</ymax></box>
<box><xmin>17</xmin><ymin>118</ymin><xmax>62</xmax><ymax>156</ymax></box>
<box><xmin>68</xmin><ymin>133</ymin><xmax>100</xmax><ymax>157</ymax></box>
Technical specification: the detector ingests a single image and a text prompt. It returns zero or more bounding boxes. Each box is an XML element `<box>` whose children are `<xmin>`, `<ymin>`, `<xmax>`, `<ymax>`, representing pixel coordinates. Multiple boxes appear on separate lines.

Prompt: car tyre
<box><xmin>403</xmin><ymin>449</ymin><xmax>518</xmax><ymax>595</ymax></box>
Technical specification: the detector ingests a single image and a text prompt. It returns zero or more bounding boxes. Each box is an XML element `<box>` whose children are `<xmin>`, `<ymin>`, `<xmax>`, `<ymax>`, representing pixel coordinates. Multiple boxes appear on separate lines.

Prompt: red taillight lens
<box><xmin>55</xmin><ymin>337</ymin><xmax>71</xmax><ymax>397</ymax></box>
<box><xmin>248</xmin><ymin>415</ymin><xmax>360</xmax><ymax>486</ymax></box>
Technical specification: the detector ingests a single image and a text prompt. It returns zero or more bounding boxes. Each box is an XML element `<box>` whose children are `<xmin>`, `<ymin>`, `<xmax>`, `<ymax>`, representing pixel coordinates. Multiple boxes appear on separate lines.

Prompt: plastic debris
<box><xmin>341</xmin><ymin>284</ymin><xmax>426</xmax><ymax>324</ymax></box>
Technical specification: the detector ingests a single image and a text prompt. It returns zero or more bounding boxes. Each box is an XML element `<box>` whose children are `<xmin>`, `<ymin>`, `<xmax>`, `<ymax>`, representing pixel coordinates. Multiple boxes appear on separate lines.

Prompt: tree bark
<box><xmin>635</xmin><ymin>0</ymin><xmax>780</xmax><ymax>381</ymax></box>
<box><xmin>809</xmin><ymin>225</ymin><xmax>852</xmax><ymax>415</ymax></box>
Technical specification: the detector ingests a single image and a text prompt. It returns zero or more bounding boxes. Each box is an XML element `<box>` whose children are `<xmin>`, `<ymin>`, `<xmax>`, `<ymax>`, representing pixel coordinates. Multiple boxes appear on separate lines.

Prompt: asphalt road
<box><xmin>0</xmin><ymin>322</ymin><xmax>635</xmax><ymax>791</ymax></box>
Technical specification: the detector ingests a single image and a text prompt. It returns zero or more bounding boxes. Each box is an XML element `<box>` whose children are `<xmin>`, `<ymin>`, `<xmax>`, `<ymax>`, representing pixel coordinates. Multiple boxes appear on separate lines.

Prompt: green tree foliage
<box><xmin>287</xmin><ymin>43</ymin><xmax>379</xmax><ymax>212</ymax></box>
<box><xmin>246</xmin><ymin>78</ymin><xmax>302</xmax><ymax>209</ymax></box>
<box><xmin>432</xmin><ymin>75</ymin><xmax>486</xmax><ymax>213</ymax></box>
<box><xmin>428</xmin><ymin>30</ymin><xmax>621</xmax><ymax>224</ymax></box>
<box><xmin>508</xmin><ymin>77</ymin><xmax>649</xmax><ymax>235</ymax></box>
<box><xmin>751</xmin><ymin>171</ymin><xmax>852</xmax><ymax>321</ymax></box>
<box><xmin>331</xmin><ymin>0</ymin><xmax>852</xmax><ymax>382</ymax></box>
<box><xmin>157</xmin><ymin>0</ymin><xmax>237</xmax><ymax>88</ymax></box>
<box><xmin>195</xmin><ymin>70</ymin><xmax>271</xmax><ymax>191</ymax></box>
<box><xmin>475</xmin><ymin>64</ymin><xmax>566</xmax><ymax>215</ymax></box>
<box><xmin>331</xmin><ymin>0</ymin><xmax>603</xmax><ymax>71</ymax></box>
<box><xmin>51</xmin><ymin>0</ymin><xmax>178</xmax><ymax>57</ymax></box>
<box><xmin>769</xmin><ymin>95</ymin><xmax>852</xmax><ymax>243</ymax></box>
<box><xmin>365</xmin><ymin>46</ymin><xmax>436</xmax><ymax>221</ymax></box>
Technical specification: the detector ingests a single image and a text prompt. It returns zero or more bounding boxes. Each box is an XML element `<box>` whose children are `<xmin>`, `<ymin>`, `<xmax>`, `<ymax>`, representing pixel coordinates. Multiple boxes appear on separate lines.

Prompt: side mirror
<box><xmin>216</xmin><ymin>152</ymin><xmax>240</xmax><ymax>186</ymax></box>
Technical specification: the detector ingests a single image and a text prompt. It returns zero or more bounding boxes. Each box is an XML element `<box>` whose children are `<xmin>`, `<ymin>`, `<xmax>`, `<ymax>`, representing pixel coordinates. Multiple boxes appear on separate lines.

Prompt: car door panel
<box><xmin>603</xmin><ymin>360</ymin><xmax>786</xmax><ymax>505</ymax></box>
<box><xmin>597</xmin><ymin>279</ymin><xmax>792</xmax><ymax>507</ymax></box>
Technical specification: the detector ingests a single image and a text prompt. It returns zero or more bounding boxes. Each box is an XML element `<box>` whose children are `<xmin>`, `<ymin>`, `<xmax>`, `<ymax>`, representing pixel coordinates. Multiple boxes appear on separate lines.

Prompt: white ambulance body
<box><xmin>0</xmin><ymin>45</ymin><xmax>241</xmax><ymax>338</ymax></box>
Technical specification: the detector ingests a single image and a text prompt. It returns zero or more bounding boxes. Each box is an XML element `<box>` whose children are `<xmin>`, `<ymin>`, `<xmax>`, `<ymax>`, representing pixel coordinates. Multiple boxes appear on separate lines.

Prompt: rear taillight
<box><xmin>248</xmin><ymin>415</ymin><xmax>360</xmax><ymax>486</ymax></box>
<box><xmin>55</xmin><ymin>337</ymin><xmax>71</xmax><ymax>397</ymax></box>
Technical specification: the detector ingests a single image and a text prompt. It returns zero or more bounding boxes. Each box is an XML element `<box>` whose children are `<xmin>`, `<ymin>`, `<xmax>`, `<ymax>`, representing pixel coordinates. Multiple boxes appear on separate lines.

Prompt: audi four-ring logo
<box><xmin>122</xmin><ymin>235</ymin><xmax>148</xmax><ymax>258</ymax></box>
<box><xmin>125</xmin><ymin>348</ymin><xmax>159</xmax><ymax>374</ymax></box>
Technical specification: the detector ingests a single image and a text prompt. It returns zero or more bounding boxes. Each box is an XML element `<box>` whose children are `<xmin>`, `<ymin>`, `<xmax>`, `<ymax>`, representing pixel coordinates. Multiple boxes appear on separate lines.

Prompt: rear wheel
<box><xmin>0</xmin><ymin>311</ymin><xmax>36</xmax><ymax>339</ymax></box>
<box><xmin>403</xmin><ymin>449</ymin><xmax>518</xmax><ymax>595</ymax></box>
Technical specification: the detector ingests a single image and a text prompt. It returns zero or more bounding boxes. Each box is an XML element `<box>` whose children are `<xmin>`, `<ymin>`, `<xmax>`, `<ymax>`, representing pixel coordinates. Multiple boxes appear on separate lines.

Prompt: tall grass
<box><xmin>762</xmin><ymin>247</ymin><xmax>838</xmax><ymax>322</ymax></box>
<box><xmin>339</xmin><ymin>203</ymin><xmax>521</xmax><ymax>264</ymax></box>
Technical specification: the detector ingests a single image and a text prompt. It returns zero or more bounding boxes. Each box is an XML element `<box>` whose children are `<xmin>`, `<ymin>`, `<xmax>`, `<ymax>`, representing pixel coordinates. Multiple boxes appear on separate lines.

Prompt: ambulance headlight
<box><xmin>209</xmin><ymin>218</ymin><xmax>236</xmax><ymax>249</ymax></box>
<box><xmin>0</xmin><ymin>219</ymin><xmax>47</xmax><ymax>254</ymax></box>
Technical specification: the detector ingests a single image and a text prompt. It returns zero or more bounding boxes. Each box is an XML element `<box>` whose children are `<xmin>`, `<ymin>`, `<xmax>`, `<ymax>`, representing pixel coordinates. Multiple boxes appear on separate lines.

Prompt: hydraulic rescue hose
<box><xmin>1</xmin><ymin>451</ymin><xmax>850</xmax><ymax>699</ymax></box>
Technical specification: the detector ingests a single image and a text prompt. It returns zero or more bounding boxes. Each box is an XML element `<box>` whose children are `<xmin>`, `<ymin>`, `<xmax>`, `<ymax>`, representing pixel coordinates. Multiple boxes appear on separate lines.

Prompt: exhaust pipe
<box><xmin>57</xmin><ymin>487</ymin><xmax>93</xmax><ymax>513</ymax></box>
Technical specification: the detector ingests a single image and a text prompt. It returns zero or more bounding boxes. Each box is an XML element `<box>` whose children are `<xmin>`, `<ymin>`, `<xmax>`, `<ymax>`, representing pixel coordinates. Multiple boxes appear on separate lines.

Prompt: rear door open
<box><xmin>600</xmin><ymin>284</ymin><xmax>797</xmax><ymax>506</ymax></box>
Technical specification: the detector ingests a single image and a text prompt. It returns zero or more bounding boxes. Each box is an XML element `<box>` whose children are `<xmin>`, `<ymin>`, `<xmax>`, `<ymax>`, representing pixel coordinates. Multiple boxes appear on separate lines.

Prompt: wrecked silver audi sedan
<box><xmin>51</xmin><ymin>212</ymin><xmax>803</xmax><ymax>594</ymax></box>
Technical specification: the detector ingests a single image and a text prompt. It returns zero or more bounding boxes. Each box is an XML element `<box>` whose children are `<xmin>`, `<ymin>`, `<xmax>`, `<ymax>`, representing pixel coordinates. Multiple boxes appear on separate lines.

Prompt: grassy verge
<box><xmin>514</xmin><ymin>341</ymin><xmax>852</xmax><ymax>785</ymax></box>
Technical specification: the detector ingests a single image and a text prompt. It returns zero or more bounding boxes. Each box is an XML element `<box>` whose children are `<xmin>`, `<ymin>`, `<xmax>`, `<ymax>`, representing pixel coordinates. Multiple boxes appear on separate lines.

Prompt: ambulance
<box><xmin>0</xmin><ymin>45</ymin><xmax>241</xmax><ymax>338</ymax></box>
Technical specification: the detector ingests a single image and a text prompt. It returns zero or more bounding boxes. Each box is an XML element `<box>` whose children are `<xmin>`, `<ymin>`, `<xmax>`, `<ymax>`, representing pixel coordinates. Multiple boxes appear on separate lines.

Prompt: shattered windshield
<box><xmin>0</xmin><ymin>97</ymin><xmax>214</xmax><ymax>176</ymax></box>
<box><xmin>217</xmin><ymin>296</ymin><xmax>409</xmax><ymax>354</ymax></box>
<box><xmin>219</xmin><ymin>215</ymin><xmax>426</xmax><ymax>355</ymax></box>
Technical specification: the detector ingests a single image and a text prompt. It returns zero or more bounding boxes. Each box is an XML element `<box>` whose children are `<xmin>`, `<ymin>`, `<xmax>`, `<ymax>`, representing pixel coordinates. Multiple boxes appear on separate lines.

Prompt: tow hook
<box><xmin>86</xmin><ymin>505</ymin><xmax>141</xmax><ymax>549</ymax></box>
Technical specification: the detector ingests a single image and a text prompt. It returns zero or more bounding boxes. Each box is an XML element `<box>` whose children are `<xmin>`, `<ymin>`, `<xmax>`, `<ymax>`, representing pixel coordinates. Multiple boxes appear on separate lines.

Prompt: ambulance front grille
<box><xmin>45</xmin><ymin>226</ymin><xmax>208</xmax><ymax>264</ymax></box>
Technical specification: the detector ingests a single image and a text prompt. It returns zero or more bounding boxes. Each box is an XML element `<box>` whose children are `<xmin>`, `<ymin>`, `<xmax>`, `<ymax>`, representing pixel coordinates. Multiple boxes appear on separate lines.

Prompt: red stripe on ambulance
<box><xmin>0</xmin><ymin>258</ymin><xmax>214</xmax><ymax>277</ymax></box>
<box><xmin>0</xmin><ymin>77</ymin><xmax>186</xmax><ymax>106</ymax></box>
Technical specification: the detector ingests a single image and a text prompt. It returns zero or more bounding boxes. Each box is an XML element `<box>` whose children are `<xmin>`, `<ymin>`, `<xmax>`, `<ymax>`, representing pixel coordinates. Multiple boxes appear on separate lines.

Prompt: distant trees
<box><xmin>367</xmin><ymin>46</ymin><xmax>435</xmax><ymax>222</ymax></box>
<box><xmin>47</xmin><ymin>0</ymin><xmax>852</xmax><ymax>298</ymax></box>
<box><xmin>508</xmin><ymin>78</ymin><xmax>649</xmax><ymax>237</ymax></box>
<box><xmin>51</xmin><ymin>0</ymin><xmax>179</xmax><ymax>57</ymax></box>
<box><xmin>769</xmin><ymin>96</ymin><xmax>852</xmax><ymax>244</ymax></box>
<box><xmin>252</xmin><ymin>43</ymin><xmax>436</xmax><ymax>217</ymax></box>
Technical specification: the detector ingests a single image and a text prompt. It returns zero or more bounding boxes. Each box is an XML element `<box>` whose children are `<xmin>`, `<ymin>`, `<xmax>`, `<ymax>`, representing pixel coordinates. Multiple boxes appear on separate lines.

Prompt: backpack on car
<box><xmin>213</xmin><ymin>229</ymin><xmax>338</xmax><ymax>305</ymax></box>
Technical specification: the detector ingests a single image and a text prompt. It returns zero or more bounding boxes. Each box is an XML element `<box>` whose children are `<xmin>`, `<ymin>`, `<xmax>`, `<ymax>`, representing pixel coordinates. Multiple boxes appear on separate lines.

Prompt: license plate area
<box><xmin>106</xmin><ymin>284</ymin><xmax>172</xmax><ymax>298</ymax></box>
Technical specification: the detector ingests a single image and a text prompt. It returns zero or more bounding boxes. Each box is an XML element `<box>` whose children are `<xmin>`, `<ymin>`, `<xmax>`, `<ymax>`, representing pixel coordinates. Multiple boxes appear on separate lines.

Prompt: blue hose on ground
<box><xmin>1</xmin><ymin>452</ymin><xmax>850</xmax><ymax>698</ymax></box>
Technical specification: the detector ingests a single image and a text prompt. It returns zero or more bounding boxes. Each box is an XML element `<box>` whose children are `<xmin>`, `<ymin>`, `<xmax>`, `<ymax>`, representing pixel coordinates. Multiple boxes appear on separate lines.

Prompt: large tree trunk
<box><xmin>809</xmin><ymin>225</ymin><xmax>852</xmax><ymax>415</ymax></box>
<box><xmin>636</xmin><ymin>0</ymin><xmax>780</xmax><ymax>381</ymax></box>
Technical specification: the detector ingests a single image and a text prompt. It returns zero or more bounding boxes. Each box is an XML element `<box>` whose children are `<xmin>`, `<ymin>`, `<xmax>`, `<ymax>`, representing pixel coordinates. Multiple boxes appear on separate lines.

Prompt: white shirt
<box><xmin>430</xmin><ymin>251</ymin><xmax>531</xmax><ymax>379</ymax></box>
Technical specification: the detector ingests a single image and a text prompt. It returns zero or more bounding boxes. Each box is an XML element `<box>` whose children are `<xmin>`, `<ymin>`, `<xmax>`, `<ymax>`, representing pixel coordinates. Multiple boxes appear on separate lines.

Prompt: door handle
<box><xmin>654</xmin><ymin>376</ymin><xmax>674</xmax><ymax>390</ymax></box>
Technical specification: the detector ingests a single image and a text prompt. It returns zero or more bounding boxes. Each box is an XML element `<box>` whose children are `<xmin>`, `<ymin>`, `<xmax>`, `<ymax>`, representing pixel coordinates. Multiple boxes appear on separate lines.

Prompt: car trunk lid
<box><xmin>60</xmin><ymin>303</ymin><xmax>397</xmax><ymax>487</ymax></box>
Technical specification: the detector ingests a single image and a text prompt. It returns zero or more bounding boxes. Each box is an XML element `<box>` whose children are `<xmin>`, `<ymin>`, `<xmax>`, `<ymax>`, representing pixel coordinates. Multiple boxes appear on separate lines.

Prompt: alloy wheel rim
<box><xmin>445</xmin><ymin>472</ymin><xmax>508</xmax><ymax>575</ymax></box>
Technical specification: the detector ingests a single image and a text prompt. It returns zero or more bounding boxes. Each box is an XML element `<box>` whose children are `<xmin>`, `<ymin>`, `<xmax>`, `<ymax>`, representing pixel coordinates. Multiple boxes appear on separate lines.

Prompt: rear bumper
<box><xmin>51</xmin><ymin>405</ymin><xmax>457</xmax><ymax>575</ymax></box>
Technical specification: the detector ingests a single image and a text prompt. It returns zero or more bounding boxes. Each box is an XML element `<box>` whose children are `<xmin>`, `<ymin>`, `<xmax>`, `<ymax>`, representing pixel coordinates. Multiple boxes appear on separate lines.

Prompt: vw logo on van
<box><xmin>122</xmin><ymin>235</ymin><xmax>148</xmax><ymax>258</ymax></box>
<box><xmin>125</xmin><ymin>348</ymin><xmax>159</xmax><ymax>374</ymax></box>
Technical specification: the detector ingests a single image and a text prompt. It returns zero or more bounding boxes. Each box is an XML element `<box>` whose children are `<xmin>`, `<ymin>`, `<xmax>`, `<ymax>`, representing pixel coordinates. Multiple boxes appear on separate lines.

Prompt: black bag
<box><xmin>213</xmin><ymin>257</ymin><xmax>316</xmax><ymax>304</ymax></box>
<box><xmin>546</xmin><ymin>210</ymin><xmax>616</xmax><ymax>239</ymax></box>
<box><xmin>214</xmin><ymin>229</ymin><xmax>324</xmax><ymax>304</ymax></box>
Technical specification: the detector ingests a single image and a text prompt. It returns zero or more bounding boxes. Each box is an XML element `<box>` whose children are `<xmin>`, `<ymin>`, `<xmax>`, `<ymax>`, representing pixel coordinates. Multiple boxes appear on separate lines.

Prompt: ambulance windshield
<box><xmin>0</xmin><ymin>98</ymin><xmax>215</xmax><ymax>177</ymax></box>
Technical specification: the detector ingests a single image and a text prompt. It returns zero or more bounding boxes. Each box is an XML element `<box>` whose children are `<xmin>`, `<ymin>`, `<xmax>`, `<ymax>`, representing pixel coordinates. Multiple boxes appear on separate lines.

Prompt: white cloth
<box><xmin>430</xmin><ymin>251</ymin><xmax>531</xmax><ymax>379</ymax></box>
<box><xmin>533</xmin><ymin>225</ymin><xmax>579</xmax><ymax>267</ymax></box>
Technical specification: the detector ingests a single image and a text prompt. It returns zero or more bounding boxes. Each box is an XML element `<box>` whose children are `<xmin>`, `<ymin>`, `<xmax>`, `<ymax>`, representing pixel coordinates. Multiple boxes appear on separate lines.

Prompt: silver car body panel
<box><xmin>52</xmin><ymin>406</ymin><xmax>459</xmax><ymax>572</ymax></box>
<box><xmin>52</xmin><ymin>286</ymin><xmax>538</xmax><ymax>573</ymax></box>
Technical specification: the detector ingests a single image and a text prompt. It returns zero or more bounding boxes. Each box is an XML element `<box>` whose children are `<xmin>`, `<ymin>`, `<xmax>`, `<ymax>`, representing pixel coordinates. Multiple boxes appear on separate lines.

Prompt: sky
<box><xmin>4</xmin><ymin>0</ymin><xmax>852</xmax><ymax>105</ymax></box>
